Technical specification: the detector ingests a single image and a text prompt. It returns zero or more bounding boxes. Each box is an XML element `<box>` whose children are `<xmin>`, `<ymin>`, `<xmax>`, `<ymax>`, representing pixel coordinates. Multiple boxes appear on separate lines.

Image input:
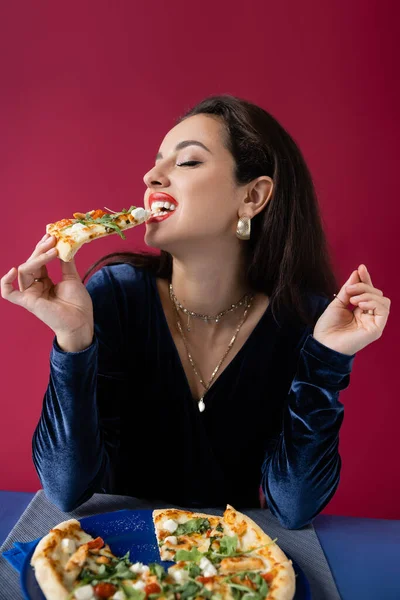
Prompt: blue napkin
<box><xmin>2</xmin><ymin>539</ymin><xmax>40</xmax><ymax>573</ymax></box>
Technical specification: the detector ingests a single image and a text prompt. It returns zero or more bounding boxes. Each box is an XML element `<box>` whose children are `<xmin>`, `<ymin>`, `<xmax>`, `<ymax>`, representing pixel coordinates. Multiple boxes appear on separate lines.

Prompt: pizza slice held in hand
<box><xmin>46</xmin><ymin>206</ymin><xmax>150</xmax><ymax>262</ymax></box>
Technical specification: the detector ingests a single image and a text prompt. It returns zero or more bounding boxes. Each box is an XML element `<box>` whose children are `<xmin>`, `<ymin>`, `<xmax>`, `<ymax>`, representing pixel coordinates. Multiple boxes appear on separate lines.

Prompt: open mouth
<box><xmin>148</xmin><ymin>200</ymin><xmax>177</xmax><ymax>222</ymax></box>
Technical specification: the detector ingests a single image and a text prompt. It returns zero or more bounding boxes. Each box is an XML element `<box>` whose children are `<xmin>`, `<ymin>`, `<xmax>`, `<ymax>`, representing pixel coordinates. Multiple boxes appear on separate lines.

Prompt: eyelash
<box><xmin>176</xmin><ymin>161</ymin><xmax>201</xmax><ymax>167</ymax></box>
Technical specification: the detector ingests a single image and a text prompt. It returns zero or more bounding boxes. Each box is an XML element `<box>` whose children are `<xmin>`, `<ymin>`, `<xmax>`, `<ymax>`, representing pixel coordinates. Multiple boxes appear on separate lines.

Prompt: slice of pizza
<box><xmin>152</xmin><ymin>508</ymin><xmax>227</xmax><ymax>562</ymax></box>
<box><xmin>153</xmin><ymin>505</ymin><xmax>296</xmax><ymax>600</ymax></box>
<box><xmin>30</xmin><ymin>518</ymin><xmax>120</xmax><ymax>599</ymax></box>
<box><xmin>46</xmin><ymin>206</ymin><xmax>151</xmax><ymax>262</ymax></box>
<box><xmin>30</xmin><ymin>519</ymin><xmax>163</xmax><ymax>600</ymax></box>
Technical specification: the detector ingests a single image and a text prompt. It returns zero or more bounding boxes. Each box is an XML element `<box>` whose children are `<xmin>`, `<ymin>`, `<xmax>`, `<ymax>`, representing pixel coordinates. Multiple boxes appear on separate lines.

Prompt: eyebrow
<box><xmin>155</xmin><ymin>140</ymin><xmax>212</xmax><ymax>161</ymax></box>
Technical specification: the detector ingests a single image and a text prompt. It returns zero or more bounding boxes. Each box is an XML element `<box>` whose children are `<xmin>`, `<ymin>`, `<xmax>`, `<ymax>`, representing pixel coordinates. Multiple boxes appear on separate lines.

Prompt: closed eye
<box><xmin>176</xmin><ymin>161</ymin><xmax>202</xmax><ymax>167</ymax></box>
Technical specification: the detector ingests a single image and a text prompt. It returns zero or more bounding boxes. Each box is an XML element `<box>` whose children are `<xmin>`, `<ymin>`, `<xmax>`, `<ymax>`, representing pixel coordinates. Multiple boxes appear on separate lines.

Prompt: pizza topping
<box><xmin>111</xmin><ymin>593</ymin><xmax>126</xmax><ymax>600</ymax></box>
<box><xmin>175</xmin><ymin>518</ymin><xmax>211</xmax><ymax>537</ymax></box>
<box><xmin>149</xmin><ymin>563</ymin><xmax>167</xmax><ymax>581</ymax></box>
<box><xmin>73</xmin><ymin>584</ymin><xmax>95</xmax><ymax>600</ymax></box>
<box><xmin>163</xmin><ymin>519</ymin><xmax>179</xmax><ymax>533</ymax></box>
<box><xmin>144</xmin><ymin>582</ymin><xmax>161</xmax><ymax>595</ymax></box>
<box><xmin>199</xmin><ymin>557</ymin><xmax>217</xmax><ymax>578</ymax></box>
<box><xmin>130</xmin><ymin>562</ymin><xmax>150</xmax><ymax>575</ymax></box>
<box><xmin>219</xmin><ymin>557</ymin><xmax>265</xmax><ymax>575</ymax></box>
<box><xmin>132</xmin><ymin>580</ymin><xmax>146</xmax><ymax>590</ymax></box>
<box><xmin>164</xmin><ymin>536</ymin><xmax>178</xmax><ymax>546</ymax></box>
<box><xmin>62</xmin><ymin>538</ymin><xmax>77</xmax><ymax>554</ymax></box>
<box><xmin>93</xmin><ymin>583</ymin><xmax>118</xmax><ymax>598</ymax></box>
<box><xmin>175</xmin><ymin>547</ymin><xmax>203</xmax><ymax>564</ymax></box>
<box><xmin>130</xmin><ymin>207</ymin><xmax>149</xmax><ymax>221</ymax></box>
<box><xmin>60</xmin><ymin>206</ymin><xmax>149</xmax><ymax>240</ymax></box>
<box><xmin>223</xmin><ymin>571</ymin><xmax>269</xmax><ymax>600</ymax></box>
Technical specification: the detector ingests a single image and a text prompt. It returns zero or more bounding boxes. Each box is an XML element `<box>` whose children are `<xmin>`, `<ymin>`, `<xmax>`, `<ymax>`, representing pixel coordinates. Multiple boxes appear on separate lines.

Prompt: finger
<box><xmin>357</xmin><ymin>298</ymin><xmax>391</xmax><ymax>314</ymax></box>
<box><xmin>59</xmin><ymin>256</ymin><xmax>81</xmax><ymax>280</ymax></box>
<box><xmin>17</xmin><ymin>247</ymin><xmax>58</xmax><ymax>291</ymax></box>
<box><xmin>27</xmin><ymin>234</ymin><xmax>56</xmax><ymax>261</ymax></box>
<box><xmin>1</xmin><ymin>267</ymin><xmax>25</xmax><ymax>305</ymax></box>
<box><xmin>354</xmin><ymin>298</ymin><xmax>390</xmax><ymax>331</ymax></box>
<box><xmin>334</xmin><ymin>269</ymin><xmax>362</xmax><ymax>307</ymax></box>
<box><xmin>357</xmin><ymin>264</ymin><xmax>373</xmax><ymax>287</ymax></box>
<box><xmin>349</xmin><ymin>292</ymin><xmax>387</xmax><ymax>305</ymax></box>
<box><xmin>346</xmin><ymin>283</ymin><xmax>383</xmax><ymax>296</ymax></box>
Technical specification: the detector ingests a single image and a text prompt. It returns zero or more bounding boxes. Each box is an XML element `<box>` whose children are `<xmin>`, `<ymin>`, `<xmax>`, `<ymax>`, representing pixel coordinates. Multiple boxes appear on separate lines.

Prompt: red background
<box><xmin>0</xmin><ymin>1</ymin><xmax>399</xmax><ymax>519</ymax></box>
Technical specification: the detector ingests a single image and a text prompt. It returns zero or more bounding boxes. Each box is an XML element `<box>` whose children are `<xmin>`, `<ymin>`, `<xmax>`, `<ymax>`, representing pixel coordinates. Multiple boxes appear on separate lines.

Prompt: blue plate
<box><xmin>21</xmin><ymin>509</ymin><xmax>311</xmax><ymax>599</ymax></box>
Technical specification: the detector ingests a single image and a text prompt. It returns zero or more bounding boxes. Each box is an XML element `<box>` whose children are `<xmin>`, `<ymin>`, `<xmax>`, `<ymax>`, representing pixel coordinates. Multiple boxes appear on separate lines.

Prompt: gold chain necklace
<box><xmin>169</xmin><ymin>283</ymin><xmax>251</xmax><ymax>332</ymax></box>
<box><xmin>169</xmin><ymin>285</ymin><xmax>254</xmax><ymax>412</ymax></box>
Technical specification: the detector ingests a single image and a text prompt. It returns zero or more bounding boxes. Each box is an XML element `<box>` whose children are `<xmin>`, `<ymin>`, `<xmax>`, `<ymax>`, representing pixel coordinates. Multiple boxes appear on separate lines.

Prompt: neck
<box><xmin>170</xmin><ymin>253</ymin><xmax>251</xmax><ymax>319</ymax></box>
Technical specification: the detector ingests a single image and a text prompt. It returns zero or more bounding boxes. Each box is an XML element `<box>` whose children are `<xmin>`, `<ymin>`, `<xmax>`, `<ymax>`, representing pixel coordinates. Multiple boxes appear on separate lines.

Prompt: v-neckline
<box><xmin>150</xmin><ymin>272</ymin><xmax>273</xmax><ymax>404</ymax></box>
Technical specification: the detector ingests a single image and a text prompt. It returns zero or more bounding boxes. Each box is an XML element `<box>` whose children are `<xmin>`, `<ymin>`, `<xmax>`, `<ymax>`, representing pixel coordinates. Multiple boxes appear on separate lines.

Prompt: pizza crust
<box><xmin>31</xmin><ymin>519</ymin><xmax>94</xmax><ymax>600</ymax></box>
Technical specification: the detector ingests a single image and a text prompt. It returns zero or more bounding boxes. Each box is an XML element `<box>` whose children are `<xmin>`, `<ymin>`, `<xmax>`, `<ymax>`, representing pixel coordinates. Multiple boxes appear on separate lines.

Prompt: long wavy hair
<box><xmin>82</xmin><ymin>94</ymin><xmax>339</xmax><ymax>327</ymax></box>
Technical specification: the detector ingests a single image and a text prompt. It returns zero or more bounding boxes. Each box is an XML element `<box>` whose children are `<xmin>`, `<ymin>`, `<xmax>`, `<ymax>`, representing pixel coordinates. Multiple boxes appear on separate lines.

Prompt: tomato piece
<box><xmin>261</xmin><ymin>572</ymin><xmax>274</xmax><ymax>583</ymax></box>
<box><xmin>197</xmin><ymin>576</ymin><xmax>215</xmax><ymax>584</ymax></box>
<box><xmin>87</xmin><ymin>536</ymin><xmax>105</xmax><ymax>550</ymax></box>
<box><xmin>145</xmin><ymin>582</ymin><xmax>161</xmax><ymax>595</ymax></box>
<box><xmin>93</xmin><ymin>582</ymin><xmax>117</xmax><ymax>597</ymax></box>
<box><xmin>92</xmin><ymin>209</ymin><xmax>106</xmax><ymax>219</ymax></box>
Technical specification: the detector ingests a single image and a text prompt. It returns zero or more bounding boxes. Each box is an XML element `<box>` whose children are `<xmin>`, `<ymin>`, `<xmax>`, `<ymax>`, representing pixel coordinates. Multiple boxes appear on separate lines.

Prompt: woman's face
<box><xmin>143</xmin><ymin>114</ymin><xmax>246</xmax><ymax>252</ymax></box>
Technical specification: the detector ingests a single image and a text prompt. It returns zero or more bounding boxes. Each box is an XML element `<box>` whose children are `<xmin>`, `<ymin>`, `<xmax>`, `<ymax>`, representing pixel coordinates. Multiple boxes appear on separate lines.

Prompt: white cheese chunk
<box><xmin>203</xmin><ymin>564</ymin><xmax>218</xmax><ymax>577</ymax></box>
<box><xmin>164</xmin><ymin>535</ymin><xmax>177</xmax><ymax>545</ymax></box>
<box><xmin>61</xmin><ymin>538</ymin><xmax>76</xmax><ymax>553</ymax></box>
<box><xmin>129</xmin><ymin>561</ymin><xmax>142</xmax><ymax>573</ymax></box>
<box><xmin>129</xmin><ymin>561</ymin><xmax>148</xmax><ymax>574</ymax></box>
<box><xmin>171</xmin><ymin>568</ymin><xmax>189</xmax><ymax>584</ymax></box>
<box><xmin>163</xmin><ymin>519</ymin><xmax>178</xmax><ymax>533</ymax></box>
<box><xmin>130</xmin><ymin>207</ymin><xmax>150</xmax><ymax>221</ymax></box>
<box><xmin>132</xmin><ymin>580</ymin><xmax>146</xmax><ymax>590</ymax></box>
<box><xmin>199</xmin><ymin>557</ymin><xmax>213</xmax><ymax>570</ymax></box>
<box><xmin>199</xmin><ymin>557</ymin><xmax>217</xmax><ymax>576</ymax></box>
<box><xmin>74</xmin><ymin>585</ymin><xmax>95</xmax><ymax>600</ymax></box>
<box><xmin>112</xmin><ymin>592</ymin><xmax>126</xmax><ymax>600</ymax></box>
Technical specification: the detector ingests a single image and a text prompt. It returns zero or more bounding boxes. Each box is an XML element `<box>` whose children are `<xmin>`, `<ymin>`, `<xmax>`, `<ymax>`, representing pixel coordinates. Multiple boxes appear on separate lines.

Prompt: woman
<box><xmin>1</xmin><ymin>95</ymin><xmax>390</xmax><ymax>529</ymax></box>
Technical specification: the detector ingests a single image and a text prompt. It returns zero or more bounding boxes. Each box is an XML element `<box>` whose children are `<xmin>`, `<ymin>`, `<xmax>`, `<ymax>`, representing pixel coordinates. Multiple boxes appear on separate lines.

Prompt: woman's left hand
<box><xmin>313</xmin><ymin>264</ymin><xmax>391</xmax><ymax>356</ymax></box>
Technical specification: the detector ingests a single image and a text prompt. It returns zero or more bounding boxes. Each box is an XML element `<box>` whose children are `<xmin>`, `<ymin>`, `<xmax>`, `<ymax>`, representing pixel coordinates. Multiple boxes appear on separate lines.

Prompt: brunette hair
<box><xmin>82</xmin><ymin>94</ymin><xmax>339</xmax><ymax>327</ymax></box>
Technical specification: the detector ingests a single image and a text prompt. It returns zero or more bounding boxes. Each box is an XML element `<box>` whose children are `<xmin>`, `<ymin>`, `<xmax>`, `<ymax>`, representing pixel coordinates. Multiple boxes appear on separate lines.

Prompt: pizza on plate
<box><xmin>45</xmin><ymin>206</ymin><xmax>150</xmax><ymax>262</ymax></box>
<box><xmin>30</xmin><ymin>505</ymin><xmax>296</xmax><ymax>600</ymax></box>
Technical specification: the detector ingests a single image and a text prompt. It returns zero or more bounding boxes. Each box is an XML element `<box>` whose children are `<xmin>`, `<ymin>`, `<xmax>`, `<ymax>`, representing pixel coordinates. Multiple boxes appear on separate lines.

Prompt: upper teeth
<box><xmin>151</xmin><ymin>201</ymin><xmax>176</xmax><ymax>212</ymax></box>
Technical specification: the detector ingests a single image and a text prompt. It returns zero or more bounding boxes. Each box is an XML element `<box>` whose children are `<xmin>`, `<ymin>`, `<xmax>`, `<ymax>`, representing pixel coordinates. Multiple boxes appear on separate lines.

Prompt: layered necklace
<box><xmin>169</xmin><ymin>283</ymin><xmax>254</xmax><ymax>412</ymax></box>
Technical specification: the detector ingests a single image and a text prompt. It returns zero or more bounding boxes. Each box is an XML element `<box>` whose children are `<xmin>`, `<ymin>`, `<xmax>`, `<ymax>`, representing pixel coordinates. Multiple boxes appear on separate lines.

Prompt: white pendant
<box><xmin>198</xmin><ymin>399</ymin><xmax>205</xmax><ymax>412</ymax></box>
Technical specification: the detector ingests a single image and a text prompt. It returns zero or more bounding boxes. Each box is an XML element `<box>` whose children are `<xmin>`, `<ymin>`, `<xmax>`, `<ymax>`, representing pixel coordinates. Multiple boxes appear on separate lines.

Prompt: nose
<box><xmin>143</xmin><ymin>165</ymin><xmax>168</xmax><ymax>188</ymax></box>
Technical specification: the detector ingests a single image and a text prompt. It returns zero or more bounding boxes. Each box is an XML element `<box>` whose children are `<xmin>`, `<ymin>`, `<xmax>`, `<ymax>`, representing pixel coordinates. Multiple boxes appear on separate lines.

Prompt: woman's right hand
<box><xmin>1</xmin><ymin>234</ymin><xmax>94</xmax><ymax>344</ymax></box>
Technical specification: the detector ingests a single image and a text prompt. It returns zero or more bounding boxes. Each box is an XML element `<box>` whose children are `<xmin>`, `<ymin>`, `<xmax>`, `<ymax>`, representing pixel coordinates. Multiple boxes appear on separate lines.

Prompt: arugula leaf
<box><xmin>216</xmin><ymin>524</ymin><xmax>224</xmax><ymax>533</ymax></box>
<box><xmin>175</xmin><ymin>580</ymin><xmax>202</xmax><ymax>600</ymax></box>
<box><xmin>219</xmin><ymin>535</ymin><xmax>238</xmax><ymax>556</ymax></box>
<box><xmin>175</xmin><ymin>518</ymin><xmax>211</xmax><ymax>536</ymax></box>
<box><xmin>174</xmin><ymin>547</ymin><xmax>203</xmax><ymax>563</ymax></box>
<box><xmin>223</xmin><ymin>571</ymin><xmax>269</xmax><ymax>600</ymax></box>
<box><xmin>121</xmin><ymin>584</ymin><xmax>146</xmax><ymax>600</ymax></box>
<box><xmin>186</xmin><ymin>563</ymin><xmax>201</xmax><ymax>578</ymax></box>
<box><xmin>149</xmin><ymin>563</ymin><xmax>167</xmax><ymax>580</ymax></box>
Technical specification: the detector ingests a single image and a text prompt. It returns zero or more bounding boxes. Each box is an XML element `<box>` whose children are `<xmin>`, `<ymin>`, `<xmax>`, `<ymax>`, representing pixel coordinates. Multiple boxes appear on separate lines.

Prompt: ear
<box><xmin>240</xmin><ymin>176</ymin><xmax>274</xmax><ymax>217</ymax></box>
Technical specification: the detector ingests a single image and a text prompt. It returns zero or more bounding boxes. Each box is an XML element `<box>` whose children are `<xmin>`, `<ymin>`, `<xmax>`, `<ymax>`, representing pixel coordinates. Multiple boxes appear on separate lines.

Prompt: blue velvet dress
<box><xmin>32</xmin><ymin>264</ymin><xmax>356</xmax><ymax>529</ymax></box>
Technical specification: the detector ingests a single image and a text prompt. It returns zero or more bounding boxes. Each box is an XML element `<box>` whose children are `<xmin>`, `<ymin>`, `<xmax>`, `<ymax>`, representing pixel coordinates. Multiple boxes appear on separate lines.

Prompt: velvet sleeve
<box><xmin>260</xmin><ymin>332</ymin><xmax>356</xmax><ymax>529</ymax></box>
<box><xmin>31</xmin><ymin>266</ymin><xmax>125</xmax><ymax>512</ymax></box>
